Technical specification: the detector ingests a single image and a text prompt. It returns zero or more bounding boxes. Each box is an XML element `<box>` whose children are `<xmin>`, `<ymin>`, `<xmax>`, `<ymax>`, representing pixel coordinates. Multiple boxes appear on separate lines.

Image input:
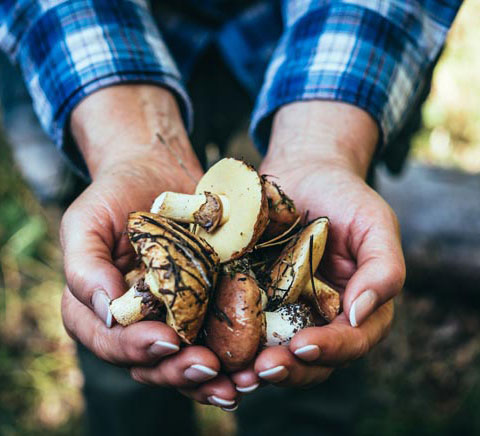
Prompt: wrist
<box><xmin>70</xmin><ymin>84</ymin><xmax>201</xmax><ymax>181</ymax></box>
<box><xmin>265</xmin><ymin>101</ymin><xmax>379</xmax><ymax>179</ymax></box>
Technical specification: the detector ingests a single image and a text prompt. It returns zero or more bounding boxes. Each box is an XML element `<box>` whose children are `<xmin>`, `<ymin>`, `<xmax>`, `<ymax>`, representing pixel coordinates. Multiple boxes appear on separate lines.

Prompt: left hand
<box><xmin>231</xmin><ymin>101</ymin><xmax>405</xmax><ymax>390</ymax></box>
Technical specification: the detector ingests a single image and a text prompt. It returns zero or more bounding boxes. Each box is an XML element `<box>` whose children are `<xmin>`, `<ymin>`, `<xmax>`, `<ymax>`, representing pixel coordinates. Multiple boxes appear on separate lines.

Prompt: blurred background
<box><xmin>1</xmin><ymin>1</ymin><xmax>480</xmax><ymax>435</ymax></box>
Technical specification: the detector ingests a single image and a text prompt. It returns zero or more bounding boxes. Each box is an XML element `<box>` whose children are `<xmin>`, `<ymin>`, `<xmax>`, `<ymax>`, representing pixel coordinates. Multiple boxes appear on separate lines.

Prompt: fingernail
<box><xmin>350</xmin><ymin>289</ymin><xmax>377</xmax><ymax>327</ymax></box>
<box><xmin>149</xmin><ymin>340</ymin><xmax>180</xmax><ymax>357</ymax></box>
<box><xmin>184</xmin><ymin>364</ymin><xmax>218</xmax><ymax>382</ymax></box>
<box><xmin>258</xmin><ymin>365</ymin><xmax>288</xmax><ymax>382</ymax></box>
<box><xmin>222</xmin><ymin>405</ymin><xmax>239</xmax><ymax>412</ymax></box>
<box><xmin>208</xmin><ymin>395</ymin><xmax>236</xmax><ymax>407</ymax></box>
<box><xmin>236</xmin><ymin>383</ymin><xmax>259</xmax><ymax>393</ymax></box>
<box><xmin>294</xmin><ymin>344</ymin><xmax>321</xmax><ymax>361</ymax></box>
<box><xmin>92</xmin><ymin>290</ymin><xmax>113</xmax><ymax>328</ymax></box>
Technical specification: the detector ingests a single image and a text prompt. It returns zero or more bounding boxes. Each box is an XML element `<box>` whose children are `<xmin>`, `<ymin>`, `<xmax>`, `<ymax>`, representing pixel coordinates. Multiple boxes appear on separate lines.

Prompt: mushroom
<box><xmin>261</xmin><ymin>177</ymin><xmax>300</xmax><ymax>240</ymax></box>
<box><xmin>151</xmin><ymin>191</ymin><xmax>229</xmax><ymax>231</ymax></box>
<box><xmin>110</xmin><ymin>277</ymin><xmax>164</xmax><ymax>326</ymax></box>
<box><xmin>205</xmin><ymin>272</ymin><xmax>263</xmax><ymax>372</ymax></box>
<box><xmin>263</xmin><ymin>303</ymin><xmax>314</xmax><ymax>347</ymax></box>
<box><xmin>151</xmin><ymin>158</ymin><xmax>269</xmax><ymax>263</ymax></box>
<box><xmin>205</xmin><ymin>272</ymin><xmax>314</xmax><ymax>371</ymax></box>
<box><xmin>301</xmin><ymin>277</ymin><xmax>340</xmax><ymax>322</ymax></box>
<box><xmin>267</xmin><ymin>217</ymin><xmax>329</xmax><ymax>311</ymax></box>
<box><xmin>110</xmin><ymin>212</ymin><xmax>219</xmax><ymax>344</ymax></box>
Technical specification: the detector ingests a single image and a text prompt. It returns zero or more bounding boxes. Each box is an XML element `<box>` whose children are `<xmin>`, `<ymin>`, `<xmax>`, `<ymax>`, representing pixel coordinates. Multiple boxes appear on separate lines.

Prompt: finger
<box><xmin>62</xmin><ymin>286</ymin><xmax>180</xmax><ymax>365</ymax></box>
<box><xmin>60</xmin><ymin>194</ymin><xmax>129</xmax><ymax>326</ymax></box>
<box><xmin>179</xmin><ymin>374</ymin><xmax>239</xmax><ymax>410</ymax></box>
<box><xmin>253</xmin><ymin>346</ymin><xmax>333</xmax><ymax>388</ymax></box>
<box><xmin>130</xmin><ymin>345</ymin><xmax>221</xmax><ymax>389</ymax></box>
<box><xmin>290</xmin><ymin>300</ymin><xmax>394</xmax><ymax>366</ymax></box>
<box><xmin>344</xmin><ymin>202</ymin><xmax>405</xmax><ymax>327</ymax></box>
<box><xmin>230</xmin><ymin>363</ymin><xmax>262</xmax><ymax>394</ymax></box>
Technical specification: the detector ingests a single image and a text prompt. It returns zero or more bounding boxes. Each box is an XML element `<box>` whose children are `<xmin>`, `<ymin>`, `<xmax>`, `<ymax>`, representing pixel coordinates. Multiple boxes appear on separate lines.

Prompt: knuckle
<box><xmin>388</xmin><ymin>262</ymin><xmax>406</xmax><ymax>293</ymax></box>
<box><xmin>352</xmin><ymin>334</ymin><xmax>370</xmax><ymax>360</ymax></box>
<box><xmin>118</xmin><ymin>328</ymin><xmax>147</xmax><ymax>364</ymax></box>
<box><xmin>91</xmin><ymin>327</ymin><xmax>116</xmax><ymax>363</ymax></box>
<box><xmin>317</xmin><ymin>367</ymin><xmax>334</xmax><ymax>383</ymax></box>
<box><xmin>130</xmin><ymin>368</ymin><xmax>148</xmax><ymax>385</ymax></box>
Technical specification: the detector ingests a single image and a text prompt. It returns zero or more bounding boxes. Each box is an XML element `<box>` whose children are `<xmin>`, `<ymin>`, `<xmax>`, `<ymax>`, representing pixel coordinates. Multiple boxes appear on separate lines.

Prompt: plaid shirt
<box><xmin>0</xmin><ymin>0</ymin><xmax>461</xmax><ymax>174</ymax></box>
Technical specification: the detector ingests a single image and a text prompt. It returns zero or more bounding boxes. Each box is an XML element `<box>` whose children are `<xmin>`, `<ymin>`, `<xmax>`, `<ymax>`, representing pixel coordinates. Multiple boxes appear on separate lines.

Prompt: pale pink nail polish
<box><xmin>350</xmin><ymin>289</ymin><xmax>377</xmax><ymax>327</ymax></box>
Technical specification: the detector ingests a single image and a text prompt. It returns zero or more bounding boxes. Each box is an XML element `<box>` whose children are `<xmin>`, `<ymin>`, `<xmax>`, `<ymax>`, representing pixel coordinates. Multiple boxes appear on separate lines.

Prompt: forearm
<box><xmin>70</xmin><ymin>85</ymin><xmax>202</xmax><ymax>185</ymax></box>
<box><xmin>264</xmin><ymin>101</ymin><xmax>378</xmax><ymax>179</ymax></box>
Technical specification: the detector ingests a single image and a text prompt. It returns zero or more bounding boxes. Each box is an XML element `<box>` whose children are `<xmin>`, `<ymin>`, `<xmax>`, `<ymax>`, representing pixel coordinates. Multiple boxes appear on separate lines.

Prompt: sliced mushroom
<box><xmin>151</xmin><ymin>158</ymin><xmax>269</xmax><ymax>263</ymax></box>
<box><xmin>205</xmin><ymin>272</ymin><xmax>263</xmax><ymax>372</ymax></box>
<box><xmin>268</xmin><ymin>217</ymin><xmax>329</xmax><ymax>310</ymax></box>
<box><xmin>125</xmin><ymin>212</ymin><xmax>219</xmax><ymax>344</ymax></box>
<box><xmin>301</xmin><ymin>277</ymin><xmax>340</xmax><ymax>322</ymax></box>
<box><xmin>262</xmin><ymin>177</ymin><xmax>300</xmax><ymax>240</ymax></box>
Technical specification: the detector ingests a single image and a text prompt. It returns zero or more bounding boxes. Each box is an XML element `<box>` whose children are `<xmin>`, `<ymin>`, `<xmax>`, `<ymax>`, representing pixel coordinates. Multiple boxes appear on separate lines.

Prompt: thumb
<box><xmin>60</xmin><ymin>203</ymin><xmax>129</xmax><ymax>327</ymax></box>
<box><xmin>343</xmin><ymin>209</ymin><xmax>405</xmax><ymax>328</ymax></box>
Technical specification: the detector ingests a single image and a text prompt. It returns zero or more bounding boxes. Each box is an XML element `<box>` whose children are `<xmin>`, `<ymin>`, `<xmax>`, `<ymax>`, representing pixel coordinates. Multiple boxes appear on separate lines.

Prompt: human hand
<box><xmin>60</xmin><ymin>85</ymin><xmax>239</xmax><ymax>408</ymax></box>
<box><xmin>232</xmin><ymin>101</ymin><xmax>405</xmax><ymax>390</ymax></box>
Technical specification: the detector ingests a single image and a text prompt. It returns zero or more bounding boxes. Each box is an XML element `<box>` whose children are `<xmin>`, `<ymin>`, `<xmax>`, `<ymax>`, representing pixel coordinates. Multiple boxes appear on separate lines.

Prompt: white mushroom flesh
<box><xmin>193</xmin><ymin>158</ymin><xmax>268</xmax><ymax>262</ymax></box>
<box><xmin>264</xmin><ymin>304</ymin><xmax>314</xmax><ymax>347</ymax></box>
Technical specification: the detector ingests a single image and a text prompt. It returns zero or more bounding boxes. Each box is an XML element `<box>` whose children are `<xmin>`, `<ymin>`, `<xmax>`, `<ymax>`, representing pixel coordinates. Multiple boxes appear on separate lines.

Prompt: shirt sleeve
<box><xmin>250</xmin><ymin>0</ymin><xmax>462</xmax><ymax>155</ymax></box>
<box><xmin>0</xmin><ymin>0</ymin><xmax>192</xmax><ymax>178</ymax></box>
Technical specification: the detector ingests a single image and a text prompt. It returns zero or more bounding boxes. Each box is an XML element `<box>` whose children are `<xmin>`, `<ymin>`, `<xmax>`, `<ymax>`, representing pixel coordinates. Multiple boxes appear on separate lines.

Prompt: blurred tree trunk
<box><xmin>378</xmin><ymin>163</ymin><xmax>480</xmax><ymax>295</ymax></box>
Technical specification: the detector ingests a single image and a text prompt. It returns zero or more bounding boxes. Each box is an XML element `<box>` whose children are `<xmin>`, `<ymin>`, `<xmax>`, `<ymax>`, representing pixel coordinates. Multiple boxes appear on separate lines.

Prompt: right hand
<box><xmin>60</xmin><ymin>85</ymin><xmax>239</xmax><ymax>409</ymax></box>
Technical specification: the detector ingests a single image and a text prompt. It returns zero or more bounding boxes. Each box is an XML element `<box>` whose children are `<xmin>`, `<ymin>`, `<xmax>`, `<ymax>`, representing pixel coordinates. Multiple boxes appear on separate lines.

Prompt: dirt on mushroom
<box><xmin>109</xmin><ymin>157</ymin><xmax>340</xmax><ymax>365</ymax></box>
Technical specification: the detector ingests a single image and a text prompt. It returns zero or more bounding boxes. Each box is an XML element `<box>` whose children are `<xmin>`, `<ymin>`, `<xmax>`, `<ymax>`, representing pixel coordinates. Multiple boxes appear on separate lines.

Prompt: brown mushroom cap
<box><xmin>268</xmin><ymin>217</ymin><xmax>329</xmax><ymax>309</ymax></box>
<box><xmin>205</xmin><ymin>272</ymin><xmax>263</xmax><ymax>372</ymax></box>
<box><xmin>193</xmin><ymin>158</ymin><xmax>269</xmax><ymax>263</ymax></box>
<box><xmin>128</xmin><ymin>212</ymin><xmax>219</xmax><ymax>344</ymax></box>
<box><xmin>262</xmin><ymin>177</ymin><xmax>300</xmax><ymax>240</ymax></box>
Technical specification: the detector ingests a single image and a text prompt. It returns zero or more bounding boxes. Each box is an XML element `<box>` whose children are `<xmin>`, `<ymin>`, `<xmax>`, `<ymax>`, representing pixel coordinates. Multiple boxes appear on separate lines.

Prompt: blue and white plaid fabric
<box><xmin>0</xmin><ymin>0</ymin><xmax>461</xmax><ymax>172</ymax></box>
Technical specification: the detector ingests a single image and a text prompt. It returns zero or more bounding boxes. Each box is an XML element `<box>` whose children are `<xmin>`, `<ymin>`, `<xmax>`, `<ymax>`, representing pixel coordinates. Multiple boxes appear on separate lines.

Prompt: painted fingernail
<box><xmin>184</xmin><ymin>364</ymin><xmax>218</xmax><ymax>382</ymax></box>
<box><xmin>208</xmin><ymin>396</ymin><xmax>236</xmax><ymax>407</ymax></box>
<box><xmin>350</xmin><ymin>289</ymin><xmax>377</xmax><ymax>327</ymax></box>
<box><xmin>258</xmin><ymin>365</ymin><xmax>288</xmax><ymax>382</ymax></box>
<box><xmin>149</xmin><ymin>340</ymin><xmax>180</xmax><ymax>357</ymax></box>
<box><xmin>236</xmin><ymin>383</ymin><xmax>259</xmax><ymax>393</ymax></box>
<box><xmin>222</xmin><ymin>405</ymin><xmax>239</xmax><ymax>412</ymax></box>
<box><xmin>294</xmin><ymin>344</ymin><xmax>321</xmax><ymax>361</ymax></box>
<box><xmin>92</xmin><ymin>290</ymin><xmax>113</xmax><ymax>328</ymax></box>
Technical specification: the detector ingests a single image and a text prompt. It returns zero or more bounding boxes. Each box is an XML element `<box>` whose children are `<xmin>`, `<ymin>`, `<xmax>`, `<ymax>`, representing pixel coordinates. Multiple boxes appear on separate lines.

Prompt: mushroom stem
<box><xmin>110</xmin><ymin>280</ymin><xmax>163</xmax><ymax>326</ymax></box>
<box><xmin>302</xmin><ymin>278</ymin><xmax>340</xmax><ymax>322</ymax></box>
<box><xmin>151</xmin><ymin>192</ymin><xmax>230</xmax><ymax>231</ymax></box>
<box><xmin>263</xmin><ymin>304</ymin><xmax>314</xmax><ymax>347</ymax></box>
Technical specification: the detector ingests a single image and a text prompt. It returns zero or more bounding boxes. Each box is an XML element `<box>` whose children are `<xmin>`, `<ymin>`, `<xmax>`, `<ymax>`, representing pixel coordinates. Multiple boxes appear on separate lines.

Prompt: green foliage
<box><xmin>0</xmin><ymin>138</ymin><xmax>85</xmax><ymax>435</ymax></box>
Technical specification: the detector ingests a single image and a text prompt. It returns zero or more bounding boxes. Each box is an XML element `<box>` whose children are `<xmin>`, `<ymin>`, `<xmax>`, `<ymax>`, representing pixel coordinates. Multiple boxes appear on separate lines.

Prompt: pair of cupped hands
<box><xmin>61</xmin><ymin>85</ymin><xmax>405</xmax><ymax>411</ymax></box>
